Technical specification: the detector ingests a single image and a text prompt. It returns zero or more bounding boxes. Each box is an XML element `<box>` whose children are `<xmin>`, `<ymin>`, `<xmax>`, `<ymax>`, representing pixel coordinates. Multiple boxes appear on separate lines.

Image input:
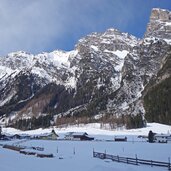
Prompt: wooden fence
<box><xmin>93</xmin><ymin>151</ymin><xmax>171</xmax><ymax>170</ymax></box>
<box><xmin>3</xmin><ymin>144</ymin><xmax>53</xmax><ymax>158</ymax></box>
<box><xmin>3</xmin><ymin>144</ymin><xmax>24</xmax><ymax>151</ymax></box>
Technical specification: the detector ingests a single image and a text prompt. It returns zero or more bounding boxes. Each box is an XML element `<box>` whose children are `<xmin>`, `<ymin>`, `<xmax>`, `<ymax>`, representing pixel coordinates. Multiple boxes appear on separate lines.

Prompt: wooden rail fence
<box><xmin>93</xmin><ymin>151</ymin><xmax>171</xmax><ymax>170</ymax></box>
<box><xmin>3</xmin><ymin>144</ymin><xmax>53</xmax><ymax>158</ymax></box>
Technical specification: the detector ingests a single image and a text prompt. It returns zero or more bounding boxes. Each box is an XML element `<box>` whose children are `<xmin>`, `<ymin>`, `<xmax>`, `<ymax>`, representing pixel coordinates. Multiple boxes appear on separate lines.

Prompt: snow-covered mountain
<box><xmin>0</xmin><ymin>8</ymin><xmax>171</xmax><ymax>130</ymax></box>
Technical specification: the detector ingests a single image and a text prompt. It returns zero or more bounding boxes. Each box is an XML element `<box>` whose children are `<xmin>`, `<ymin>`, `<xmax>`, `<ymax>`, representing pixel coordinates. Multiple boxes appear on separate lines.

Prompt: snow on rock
<box><xmin>65</xmin><ymin>76</ymin><xmax>77</xmax><ymax>89</ymax></box>
<box><xmin>0</xmin><ymin>66</ymin><xmax>16</xmax><ymax>79</ymax></box>
<box><xmin>31</xmin><ymin>67</ymin><xmax>52</xmax><ymax>82</ymax></box>
<box><xmin>90</xmin><ymin>45</ymin><xmax>99</xmax><ymax>51</ymax></box>
<box><xmin>103</xmin><ymin>50</ymin><xmax>129</xmax><ymax>71</ymax></box>
<box><xmin>119</xmin><ymin>102</ymin><xmax>129</xmax><ymax>111</ymax></box>
<box><xmin>96</xmin><ymin>78</ymin><xmax>105</xmax><ymax>89</ymax></box>
<box><xmin>110</xmin><ymin>77</ymin><xmax>121</xmax><ymax>91</ymax></box>
<box><xmin>145</xmin><ymin>8</ymin><xmax>171</xmax><ymax>39</ymax></box>
<box><xmin>0</xmin><ymin>49</ymin><xmax>79</xmax><ymax>89</ymax></box>
<box><xmin>40</xmin><ymin>50</ymin><xmax>77</xmax><ymax>68</ymax></box>
<box><xmin>164</xmin><ymin>38</ymin><xmax>171</xmax><ymax>45</ymax></box>
<box><xmin>112</xmin><ymin>50</ymin><xmax>129</xmax><ymax>59</ymax></box>
<box><xmin>0</xmin><ymin>7</ymin><xmax>171</xmax><ymax>125</ymax></box>
<box><xmin>0</xmin><ymin>91</ymin><xmax>16</xmax><ymax>107</ymax></box>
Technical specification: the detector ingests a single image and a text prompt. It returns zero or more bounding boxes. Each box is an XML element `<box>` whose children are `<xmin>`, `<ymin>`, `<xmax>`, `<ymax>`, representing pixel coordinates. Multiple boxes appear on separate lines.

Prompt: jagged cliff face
<box><xmin>142</xmin><ymin>8</ymin><xmax>171</xmax><ymax>125</ymax></box>
<box><xmin>145</xmin><ymin>8</ymin><xmax>171</xmax><ymax>40</ymax></box>
<box><xmin>0</xmin><ymin>8</ymin><xmax>171</xmax><ymax>129</ymax></box>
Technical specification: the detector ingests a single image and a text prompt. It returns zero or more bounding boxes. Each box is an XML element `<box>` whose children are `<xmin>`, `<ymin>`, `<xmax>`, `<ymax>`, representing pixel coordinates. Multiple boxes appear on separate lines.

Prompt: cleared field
<box><xmin>1</xmin><ymin>138</ymin><xmax>171</xmax><ymax>171</ymax></box>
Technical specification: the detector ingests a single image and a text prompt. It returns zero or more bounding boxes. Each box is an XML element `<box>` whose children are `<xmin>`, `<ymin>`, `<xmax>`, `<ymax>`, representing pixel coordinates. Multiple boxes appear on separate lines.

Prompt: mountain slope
<box><xmin>0</xmin><ymin>8</ymin><xmax>171</xmax><ymax>129</ymax></box>
<box><xmin>143</xmin><ymin>48</ymin><xmax>171</xmax><ymax>124</ymax></box>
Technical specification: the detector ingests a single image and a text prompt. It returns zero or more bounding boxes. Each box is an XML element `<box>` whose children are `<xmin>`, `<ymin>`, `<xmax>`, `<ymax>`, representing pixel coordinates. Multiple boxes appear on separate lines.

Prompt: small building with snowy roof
<box><xmin>65</xmin><ymin>132</ymin><xmax>94</xmax><ymax>141</ymax></box>
<box><xmin>114</xmin><ymin>136</ymin><xmax>127</xmax><ymax>142</ymax></box>
<box><xmin>34</xmin><ymin>130</ymin><xmax>59</xmax><ymax>140</ymax></box>
<box><xmin>154</xmin><ymin>133</ymin><xmax>171</xmax><ymax>143</ymax></box>
<box><xmin>12</xmin><ymin>134</ymin><xmax>30</xmax><ymax>140</ymax></box>
<box><xmin>64</xmin><ymin>132</ymin><xmax>75</xmax><ymax>140</ymax></box>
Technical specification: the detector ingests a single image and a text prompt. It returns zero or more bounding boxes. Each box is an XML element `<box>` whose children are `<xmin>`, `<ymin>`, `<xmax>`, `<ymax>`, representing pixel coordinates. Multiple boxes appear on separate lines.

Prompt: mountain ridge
<box><xmin>0</xmin><ymin>8</ymin><xmax>171</xmax><ymax>130</ymax></box>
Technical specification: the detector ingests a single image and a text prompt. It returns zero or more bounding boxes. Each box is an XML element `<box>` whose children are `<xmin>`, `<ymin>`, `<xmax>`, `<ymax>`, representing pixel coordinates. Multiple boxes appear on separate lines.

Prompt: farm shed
<box><xmin>154</xmin><ymin>134</ymin><xmax>171</xmax><ymax>143</ymax></box>
<box><xmin>65</xmin><ymin>132</ymin><xmax>94</xmax><ymax>141</ymax></box>
<box><xmin>114</xmin><ymin>136</ymin><xmax>127</xmax><ymax>142</ymax></box>
<box><xmin>34</xmin><ymin>130</ymin><xmax>59</xmax><ymax>140</ymax></box>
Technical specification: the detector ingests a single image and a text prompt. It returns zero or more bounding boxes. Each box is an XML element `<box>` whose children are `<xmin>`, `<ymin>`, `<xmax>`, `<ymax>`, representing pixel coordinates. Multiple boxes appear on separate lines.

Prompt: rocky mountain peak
<box><xmin>0</xmin><ymin>8</ymin><xmax>171</xmax><ymax>129</ymax></box>
<box><xmin>145</xmin><ymin>8</ymin><xmax>171</xmax><ymax>39</ymax></box>
<box><xmin>150</xmin><ymin>8</ymin><xmax>171</xmax><ymax>21</ymax></box>
<box><xmin>76</xmin><ymin>28</ymin><xmax>139</xmax><ymax>56</ymax></box>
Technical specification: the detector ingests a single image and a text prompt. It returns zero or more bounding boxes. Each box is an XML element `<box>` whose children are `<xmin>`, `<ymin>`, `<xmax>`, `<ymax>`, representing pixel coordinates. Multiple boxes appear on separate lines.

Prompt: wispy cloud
<box><xmin>0</xmin><ymin>0</ymin><xmax>170</xmax><ymax>56</ymax></box>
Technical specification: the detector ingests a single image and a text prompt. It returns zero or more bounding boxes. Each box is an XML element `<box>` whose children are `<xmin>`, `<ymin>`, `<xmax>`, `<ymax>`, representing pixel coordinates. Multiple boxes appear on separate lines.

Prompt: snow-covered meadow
<box><xmin>1</xmin><ymin>123</ymin><xmax>171</xmax><ymax>171</ymax></box>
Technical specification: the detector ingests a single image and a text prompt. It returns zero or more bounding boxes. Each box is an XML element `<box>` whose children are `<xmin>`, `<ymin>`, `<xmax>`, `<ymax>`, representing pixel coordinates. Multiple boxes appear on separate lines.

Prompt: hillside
<box><xmin>144</xmin><ymin>48</ymin><xmax>171</xmax><ymax>124</ymax></box>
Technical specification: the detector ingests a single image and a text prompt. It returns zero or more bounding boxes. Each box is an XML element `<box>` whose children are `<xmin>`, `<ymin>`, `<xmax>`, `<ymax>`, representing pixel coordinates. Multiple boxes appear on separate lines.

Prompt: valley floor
<box><xmin>1</xmin><ymin>123</ymin><xmax>171</xmax><ymax>171</ymax></box>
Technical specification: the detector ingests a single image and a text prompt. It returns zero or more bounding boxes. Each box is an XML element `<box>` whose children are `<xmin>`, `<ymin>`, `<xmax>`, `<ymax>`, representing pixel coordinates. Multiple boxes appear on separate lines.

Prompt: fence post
<box><xmin>151</xmin><ymin>160</ymin><xmax>153</xmax><ymax>167</ymax></box>
<box><xmin>135</xmin><ymin>154</ymin><xmax>138</xmax><ymax>165</ymax></box>
<box><xmin>73</xmin><ymin>147</ymin><xmax>75</xmax><ymax>155</ymax></box>
<box><xmin>117</xmin><ymin>155</ymin><xmax>120</xmax><ymax>162</ymax></box>
<box><xmin>168</xmin><ymin>157</ymin><xmax>170</xmax><ymax>171</ymax></box>
<box><xmin>112</xmin><ymin>155</ymin><xmax>114</xmax><ymax>161</ymax></box>
<box><xmin>104</xmin><ymin>150</ymin><xmax>106</xmax><ymax>159</ymax></box>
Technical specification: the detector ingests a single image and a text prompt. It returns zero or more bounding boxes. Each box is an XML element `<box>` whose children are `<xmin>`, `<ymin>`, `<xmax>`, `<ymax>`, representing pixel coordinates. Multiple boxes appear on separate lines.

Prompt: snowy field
<box><xmin>1</xmin><ymin>123</ymin><xmax>171</xmax><ymax>171</ymax></box>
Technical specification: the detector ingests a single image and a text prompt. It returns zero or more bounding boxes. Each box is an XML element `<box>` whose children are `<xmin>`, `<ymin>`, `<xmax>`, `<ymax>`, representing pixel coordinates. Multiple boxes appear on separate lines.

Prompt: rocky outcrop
<box><xmin>145</xmin><ymin>8</ymin><xmax>171</xmax><ymax>39</ymax></box>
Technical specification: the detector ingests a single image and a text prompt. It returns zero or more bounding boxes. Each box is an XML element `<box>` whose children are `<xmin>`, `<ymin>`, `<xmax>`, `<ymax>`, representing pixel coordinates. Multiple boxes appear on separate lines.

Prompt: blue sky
<box><xmin>0</xmin><ymin>0</ymin><xmax>171</xmax><ymax>56</ymax></box>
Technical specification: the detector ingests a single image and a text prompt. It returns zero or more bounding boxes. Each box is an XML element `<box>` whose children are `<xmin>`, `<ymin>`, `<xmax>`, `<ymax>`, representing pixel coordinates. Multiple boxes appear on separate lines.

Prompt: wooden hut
<box><xmin>114</xmin><ymin>136</ymin><xmax>127</xmax><ymax>142</ymax></box>
<box><xmin>65</xmin><ymin>132</ymin><xmax>94</xmax><ymax>141</ymax></box>
<box><xmin>36</xmin><ymin>129</ymin><xmax>59</xmax><ymax>140</ymax></box>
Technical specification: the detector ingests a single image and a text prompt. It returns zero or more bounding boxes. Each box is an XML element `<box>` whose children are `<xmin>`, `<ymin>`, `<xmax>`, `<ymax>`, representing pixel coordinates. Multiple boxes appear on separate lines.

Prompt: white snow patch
<box><xmin>48</xmin><ymin>51</ymin><xmax>70</xmax><ymax>68</ymax></box>
<box><xmin>112</xmin><ymin>50</ymin><xmax>129</xmax><ymax>59</ymax></box>
<box><xmin>96</xmin><ymin>78</ymin><xmax>105</xmax><ymax>89</ymax></box>
<box><xmin>104</xmin><ymin>50</ymin><xmax>128</xmax><ymax>72</ymax></box>
<box><xmin>65</xmin><ymin>77</ymin><xmax>77</xmax><ymax>89</ymax></box>
<box><xmin>143</xmin><ymin>37</ymin><xmax>160</xmax><ymax>44</ymax></box>
<box><xmin>0</xmin><ymin>66</ymin><xmax>13</xmax><ymax>78</ymax></box>
<box><xmin>94</xmin><ymin>114</ymin><xmax>103</xmax><ymax>120</ymax></box>
<box><xmin>165</xmin><ymin>22</ymin><xmax>171</xmax><ymax>26</ymax></box>
<box><xmin>110</xmin><ymin>77</ymin><xmax>121</xmax><ymax>91</ymax></box>
<box><xmin>164</xmin><ymin>38</ymin><xmax>171</xmax><ymax>45</ymax></box>
<box><xmin>119</xmin><ymin>101</ymin><xmax>129</xmax><ymax>111</ymax></box>
<box><xmin>0</xmin><ymin>66</ymin><xmax>19</xmax><ymax>80</ymax></box>
<box><xmin>90</xmin><ymin>45</ymin><xmax>99</xmax><ymax>51</ymax></box>
<box><xmin>32</xmin><ymin>67</ymin><xmax>52</xmax><ymax>81</ymax></box>
<box><xmin>0</xmin><ymin>91</ymin><xmax>16</xmax><ymax>107</ymax></box>
<box><xmin>115</xmin><ymin>63</ymin><xmax>124</xmax><ymax>72</ymax></box>
<box><xmin>101</xmin><ymin>40</ymin><xmax>111</xmax><ymax>44</ymax></box>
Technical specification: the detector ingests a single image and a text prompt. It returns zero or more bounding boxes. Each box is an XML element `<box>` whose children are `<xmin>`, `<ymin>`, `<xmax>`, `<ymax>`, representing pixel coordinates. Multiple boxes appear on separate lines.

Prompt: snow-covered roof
<box><xmin>65</xmin><ymin>132</ymin><xmax>75</xmax><ymax>136</ymax></box>
<box><xmin>114</xmin><ymin>136</ymin><xmax>127</xmax><ymax>139</ymax></box>
<box><xmin>72</xmin><ymin>132</ymin><xmax>88</xmax><ymax>136</ymax></box>
<box><xmin>31</xmin><ymin>132</ymin><xmax>58</xmax><ymax>137</ymax></box>
<box><xmin>154</xmin><ymin>133</ymin><xmax>171</xmax><ymax>137</ymax></box>
<box><xmin>65</xmin><ymin>132</ymin><xmax>88</xmax><ymax>137</ymax></box>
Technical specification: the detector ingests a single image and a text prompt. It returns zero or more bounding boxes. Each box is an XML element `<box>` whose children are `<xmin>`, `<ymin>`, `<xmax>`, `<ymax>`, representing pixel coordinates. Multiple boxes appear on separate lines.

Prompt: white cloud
<box><xmin>0</xmin><ymin>0</ymin><xmax>142</xmax><ymax>56</ymax></box>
